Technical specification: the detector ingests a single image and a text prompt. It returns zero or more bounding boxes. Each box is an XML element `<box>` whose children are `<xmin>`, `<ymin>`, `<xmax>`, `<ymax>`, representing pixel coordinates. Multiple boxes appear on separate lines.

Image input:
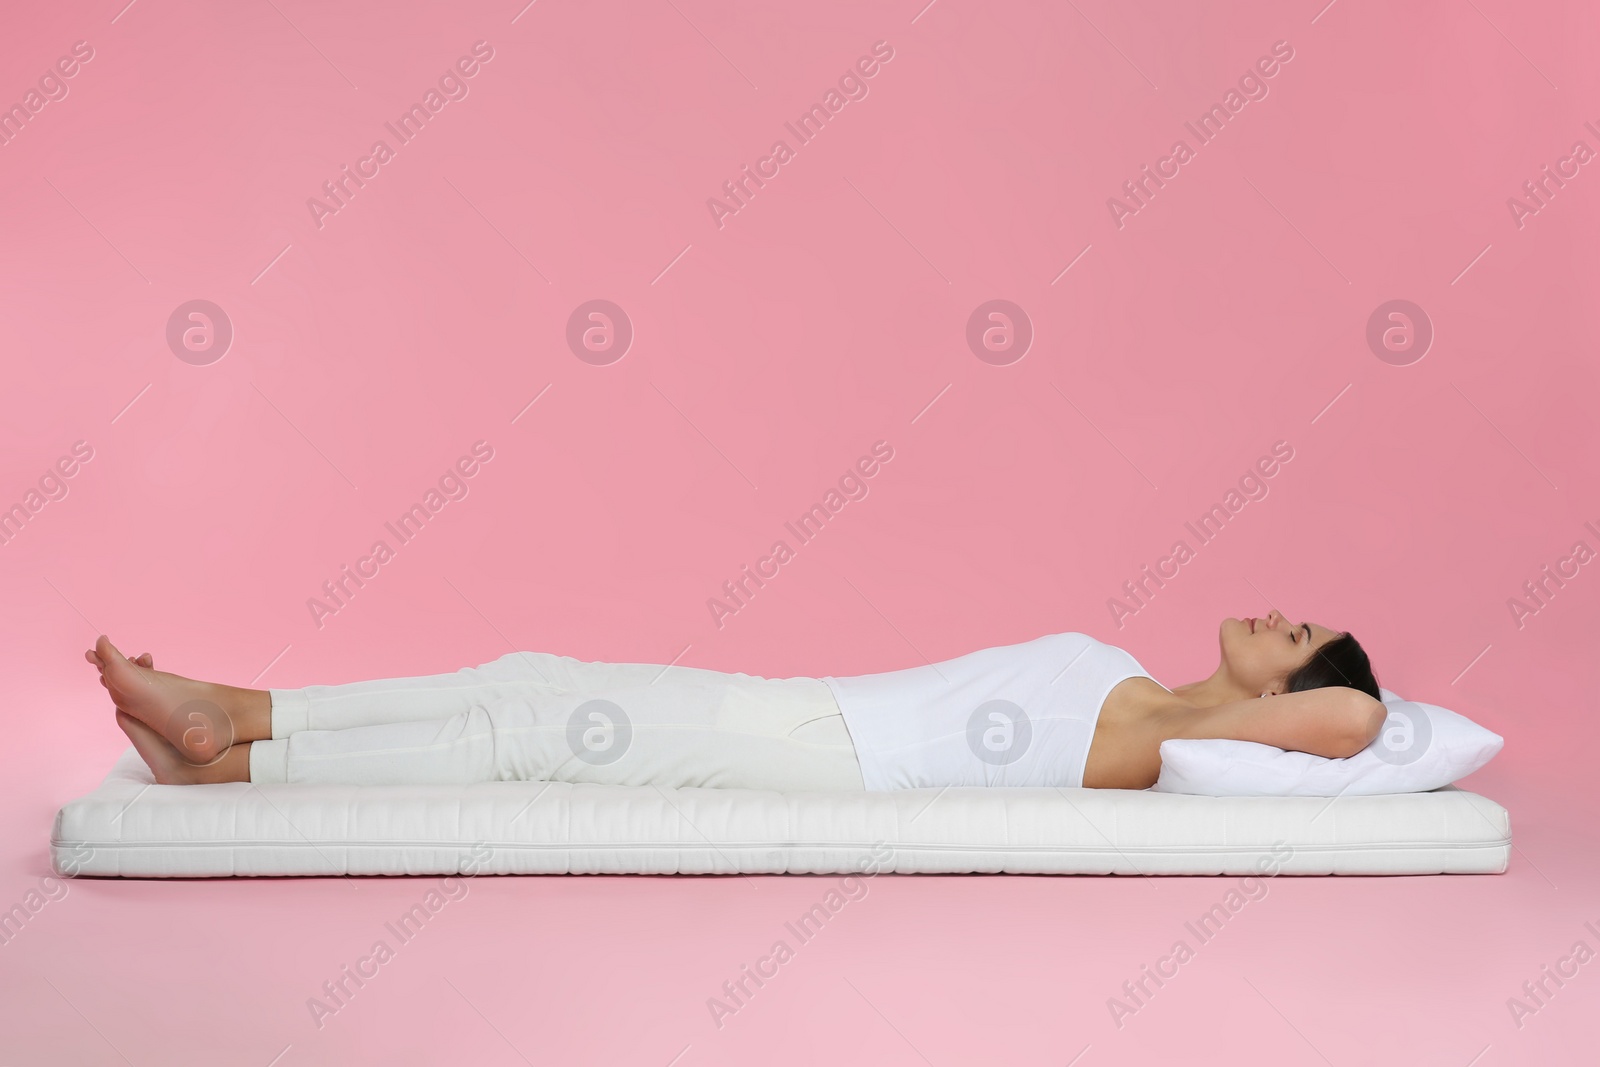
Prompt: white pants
<box><xmin>248</xmin><ymin>651</ymin><xmax>866</xmax><ymax>791</ymax></box>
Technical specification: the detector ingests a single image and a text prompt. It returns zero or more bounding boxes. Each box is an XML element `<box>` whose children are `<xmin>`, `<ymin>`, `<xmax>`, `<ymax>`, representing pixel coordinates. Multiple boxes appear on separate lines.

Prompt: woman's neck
<box><xmin>1168</xmin><ymin>669</ymin><xmax>1254</xmax><ymax>709</ymax></box>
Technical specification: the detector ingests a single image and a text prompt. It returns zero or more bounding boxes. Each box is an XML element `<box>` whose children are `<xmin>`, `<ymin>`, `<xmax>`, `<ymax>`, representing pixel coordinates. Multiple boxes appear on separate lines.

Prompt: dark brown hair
<box><xmin>1284</xmin><ymin>632</ymin><xmax>1380</xmax><ymax>700</ymax></box>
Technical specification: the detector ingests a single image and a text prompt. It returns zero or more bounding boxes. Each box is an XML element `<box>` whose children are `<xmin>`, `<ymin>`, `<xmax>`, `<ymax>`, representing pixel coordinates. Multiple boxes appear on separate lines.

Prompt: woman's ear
<box><xmin>1261</xmin><ymin>675</ymin><xmax>1290</xmax><ymax>699</ymax></box>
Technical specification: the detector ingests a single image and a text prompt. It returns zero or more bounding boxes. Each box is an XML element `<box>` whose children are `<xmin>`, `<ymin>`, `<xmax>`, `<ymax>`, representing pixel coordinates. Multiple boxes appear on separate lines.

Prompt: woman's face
<box><xmin>1220</xmin><ymin>610</ymin><xmax>1340</xmax><ymax>695</ymax></box>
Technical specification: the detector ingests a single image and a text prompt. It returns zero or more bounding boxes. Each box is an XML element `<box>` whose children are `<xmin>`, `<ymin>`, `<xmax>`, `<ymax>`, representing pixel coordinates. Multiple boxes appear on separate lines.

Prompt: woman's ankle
<box><xmin>221</xmin><ymin>685</ymin><xmax>274</xmax><ymax>743</ymax></box>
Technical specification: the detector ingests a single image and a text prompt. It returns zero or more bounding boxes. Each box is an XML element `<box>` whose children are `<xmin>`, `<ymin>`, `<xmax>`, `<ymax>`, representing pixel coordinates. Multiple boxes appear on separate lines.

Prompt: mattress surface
<box><xmin>52</xmin><ymin>748</ymin><xmax>1512</xmax><ymax>878</ymax></box>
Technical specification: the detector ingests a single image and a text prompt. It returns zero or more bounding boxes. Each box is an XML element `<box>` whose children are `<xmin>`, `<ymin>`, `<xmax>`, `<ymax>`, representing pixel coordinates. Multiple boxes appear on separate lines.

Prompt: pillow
<box><xmin>1151</xmin><ymin>687</ymin><xmax>1504</xmax><ymax>796</ymax></box>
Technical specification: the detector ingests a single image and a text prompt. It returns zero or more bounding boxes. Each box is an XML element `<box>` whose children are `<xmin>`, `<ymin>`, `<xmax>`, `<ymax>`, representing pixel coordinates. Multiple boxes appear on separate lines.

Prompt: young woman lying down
<box><xmin>87</xmin><ymin>611</ymin><xmax>1384</xmax><ymax>792</ymax></box>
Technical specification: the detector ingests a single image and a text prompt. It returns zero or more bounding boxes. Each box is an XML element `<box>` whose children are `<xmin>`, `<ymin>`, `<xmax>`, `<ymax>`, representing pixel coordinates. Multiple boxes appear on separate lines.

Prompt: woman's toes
<box><xmin>94</xmin><ymin>635</ymin><xmax>131</xmax><ymax>682</ymax></box>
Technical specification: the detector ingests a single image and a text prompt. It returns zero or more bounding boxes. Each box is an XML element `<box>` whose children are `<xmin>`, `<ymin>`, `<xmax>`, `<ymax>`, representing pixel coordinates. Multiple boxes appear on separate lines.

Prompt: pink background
<box><xmin>3</xmin><ymin>0</ymin><xmax>1598</xmax><ymax>1062</ymax></box>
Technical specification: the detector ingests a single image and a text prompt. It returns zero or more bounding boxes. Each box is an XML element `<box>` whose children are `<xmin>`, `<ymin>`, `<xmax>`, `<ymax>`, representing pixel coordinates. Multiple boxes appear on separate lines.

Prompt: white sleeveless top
<box><xmin>821</xmin><ymin>632</ymin><xmax>1159</xmax><ymax>790</ymax></box>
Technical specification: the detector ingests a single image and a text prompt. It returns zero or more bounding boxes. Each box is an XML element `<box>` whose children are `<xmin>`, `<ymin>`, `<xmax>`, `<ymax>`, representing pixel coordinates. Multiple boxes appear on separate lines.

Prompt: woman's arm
<box><xmin>1161</xmin><ymin>686</ymin><xmax>1386</xmax><ymax>759</ymax></box>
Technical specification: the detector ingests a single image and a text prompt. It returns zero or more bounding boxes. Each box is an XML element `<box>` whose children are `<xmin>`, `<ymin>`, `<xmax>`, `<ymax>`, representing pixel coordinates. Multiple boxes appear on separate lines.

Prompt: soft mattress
<box><xmin>51</xmin><ymin>747</ymin><xmax>1511</xmax><ymax>878</ymax></box>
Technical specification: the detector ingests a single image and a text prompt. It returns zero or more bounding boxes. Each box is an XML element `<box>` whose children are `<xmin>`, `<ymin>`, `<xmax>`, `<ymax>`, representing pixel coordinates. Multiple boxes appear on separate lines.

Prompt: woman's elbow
<box><xmin>1332</xmin><ymin>693</ymin><xmax>1387</xmax><ymax>758</ymax></box>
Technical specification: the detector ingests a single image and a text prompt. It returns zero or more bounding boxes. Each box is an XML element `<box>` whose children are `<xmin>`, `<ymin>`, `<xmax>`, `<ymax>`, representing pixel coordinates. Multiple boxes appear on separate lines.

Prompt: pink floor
<box><xmin>4</xmin><ymin>0</ymin><xmax>1599</xmax><ymax>1063</ymax></box>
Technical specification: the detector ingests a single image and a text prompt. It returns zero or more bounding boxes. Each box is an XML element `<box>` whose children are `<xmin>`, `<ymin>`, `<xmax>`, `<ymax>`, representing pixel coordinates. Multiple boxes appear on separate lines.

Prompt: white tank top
<box><xmin>821</xmin><ymin>632</ymin><xmax>1159</xmax><ymax>790</ymax></box>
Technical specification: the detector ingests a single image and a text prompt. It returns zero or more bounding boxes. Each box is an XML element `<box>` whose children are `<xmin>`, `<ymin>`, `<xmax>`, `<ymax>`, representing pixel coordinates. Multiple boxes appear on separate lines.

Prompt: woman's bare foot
<box><xmin>116</xmin><ymin>711</ymin><xmax>250</xmax><ymax>784</ymax></box>
<box><xmin>87</xmin><ymin>635</ymin><xmax>271</xmax><ymax>765</ymax></box>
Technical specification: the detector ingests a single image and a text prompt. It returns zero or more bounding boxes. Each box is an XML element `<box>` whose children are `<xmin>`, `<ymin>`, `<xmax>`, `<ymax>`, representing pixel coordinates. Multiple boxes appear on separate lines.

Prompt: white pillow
<box><xmin>1151</xmin><ymin>687</ymin><xmax>1504</xmax><ymax>796</ymax></box>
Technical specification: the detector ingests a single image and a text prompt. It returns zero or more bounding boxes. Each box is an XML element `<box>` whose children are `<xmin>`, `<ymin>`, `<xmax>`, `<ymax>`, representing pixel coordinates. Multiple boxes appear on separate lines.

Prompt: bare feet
<box><xmin>115</xmin><ymin>711</ymin><xmax>249</xmax><ymax>784</ymax></box>
<box><xmin>87</xmin><ymin>635</ymin><xmax>268</xmax><ymax>766</ymax></box>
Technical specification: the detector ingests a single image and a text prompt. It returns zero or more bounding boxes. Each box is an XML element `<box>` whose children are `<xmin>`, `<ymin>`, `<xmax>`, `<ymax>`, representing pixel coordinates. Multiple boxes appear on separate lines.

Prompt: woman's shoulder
<box><xmin>1099</xmin><ymin>675</ymin><xmax>1180</xmax><ymax>724</ymax></box>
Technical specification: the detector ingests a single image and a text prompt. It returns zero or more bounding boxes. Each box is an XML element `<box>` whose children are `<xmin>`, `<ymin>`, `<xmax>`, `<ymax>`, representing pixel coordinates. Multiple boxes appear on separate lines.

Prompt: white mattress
<box><xmin>51</xmin><ymin>747</ymin><xmax>1511</xmax><ymax>878</ymax></box>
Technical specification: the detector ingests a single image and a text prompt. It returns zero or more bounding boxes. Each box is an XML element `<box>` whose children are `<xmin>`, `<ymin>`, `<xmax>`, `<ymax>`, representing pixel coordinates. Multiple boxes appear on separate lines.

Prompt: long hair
<box><xmin>1284</xmin><ymin>632</ymin><xmax>1380</xmax><ymax>700</ymax></box>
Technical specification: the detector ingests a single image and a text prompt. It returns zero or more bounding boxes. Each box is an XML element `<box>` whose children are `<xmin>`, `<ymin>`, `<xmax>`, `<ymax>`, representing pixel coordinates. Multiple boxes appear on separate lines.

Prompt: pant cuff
<box><xmin>269</xmin><ymin>689</ymin><xmax>310</xmax><ymax>739</ymax></box>
<box><xmin>250</xmin><ymin>739</ymin><xmax>289</xmax><ymax>784</ymax></box>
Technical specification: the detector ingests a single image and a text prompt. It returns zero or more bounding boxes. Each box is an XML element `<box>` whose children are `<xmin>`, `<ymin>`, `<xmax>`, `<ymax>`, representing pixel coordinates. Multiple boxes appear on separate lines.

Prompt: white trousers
<box><xmin>248</xmin><ymin>651</ymin><xmax>866</xmax><ymax>791</ymax></box>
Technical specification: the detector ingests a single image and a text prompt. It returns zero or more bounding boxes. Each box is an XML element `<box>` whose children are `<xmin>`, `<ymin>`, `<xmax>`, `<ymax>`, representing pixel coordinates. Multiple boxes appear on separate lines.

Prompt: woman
<box><xmin>87</xmin><ymin>610</ymin><xmax>1384</xmax><ymax>792</ymax></box>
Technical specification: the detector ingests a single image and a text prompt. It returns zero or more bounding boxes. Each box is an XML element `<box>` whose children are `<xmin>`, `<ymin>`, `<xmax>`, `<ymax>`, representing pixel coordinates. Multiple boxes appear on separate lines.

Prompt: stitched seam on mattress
<box><xmin>49</xmin><ymin>839</ymin><xmax>1512</xmax><ymax>852</ymax></box>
